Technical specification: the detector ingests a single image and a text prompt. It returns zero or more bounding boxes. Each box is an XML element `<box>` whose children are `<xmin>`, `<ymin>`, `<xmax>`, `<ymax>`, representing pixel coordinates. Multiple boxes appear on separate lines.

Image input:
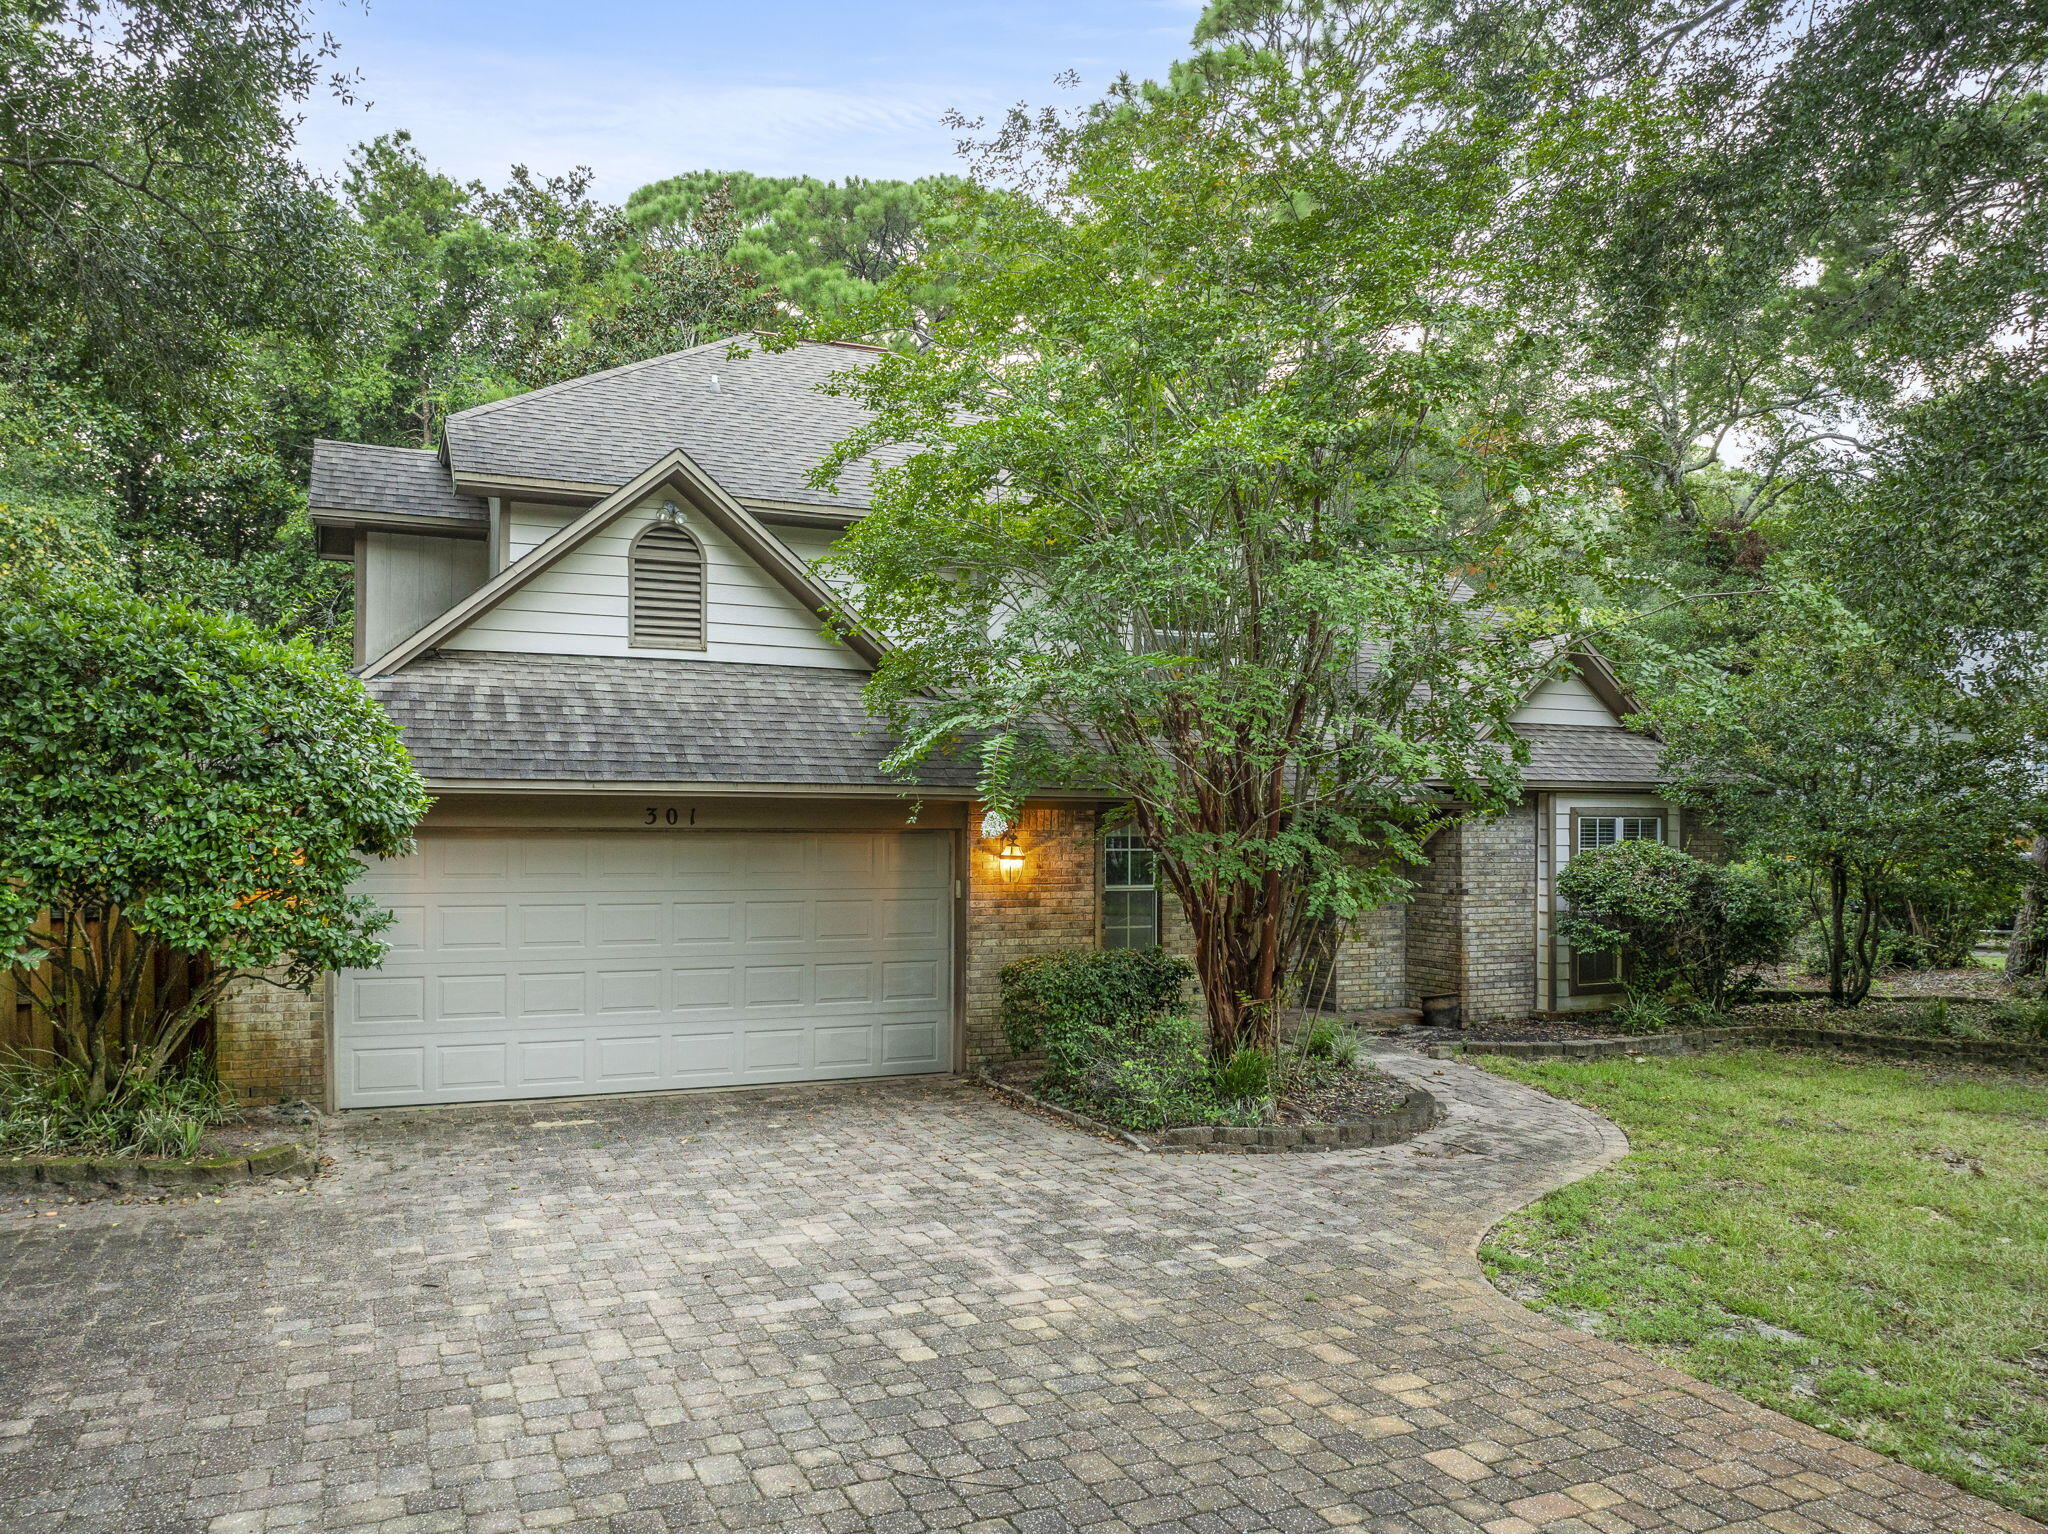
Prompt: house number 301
<box><xmin>643</xmin><ymin>806</ymin><xmax>695</xmax><ymax>825</ymax></box>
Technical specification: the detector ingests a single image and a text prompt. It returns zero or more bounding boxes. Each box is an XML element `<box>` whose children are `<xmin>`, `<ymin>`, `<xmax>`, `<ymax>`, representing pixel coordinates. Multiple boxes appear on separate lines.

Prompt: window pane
<box><xmin>1574</xmin><ymin>948</ymin><xmax>1620</xmax><ymax>985</ymax></box>
<box><xmin>1579</xmin><ymin>817</ymin><xmax>1617</xmax><ymax>851</ymax></box>
<box><xmin>1620</xmin><ymin>817</ymin><xmax>1664</xmax><ymax>842</ymax></box>
<box><xmin>1104</xmin><ymin>888</ymin><xmax>1160</xmax><ymax>950</ymax></box>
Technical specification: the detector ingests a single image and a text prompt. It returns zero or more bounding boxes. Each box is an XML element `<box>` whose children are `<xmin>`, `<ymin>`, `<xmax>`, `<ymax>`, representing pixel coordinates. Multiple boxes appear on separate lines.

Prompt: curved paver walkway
<box><xmin>0</xmin><ymin>1046</ymin><xmax>2038</xmax><ymax>1534</ymax></box>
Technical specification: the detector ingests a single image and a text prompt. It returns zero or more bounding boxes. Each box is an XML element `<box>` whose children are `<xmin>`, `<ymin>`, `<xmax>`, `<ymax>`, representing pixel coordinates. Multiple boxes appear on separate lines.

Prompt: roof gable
<box><xmin>441</xmin><ymin>338</ymin><xmax>897</xmax><ymax>513</ymax></box>
<box><xmin>360</xmin><ymin>448</ymin><xmax>884</xmax><ymax>679</ymax></box>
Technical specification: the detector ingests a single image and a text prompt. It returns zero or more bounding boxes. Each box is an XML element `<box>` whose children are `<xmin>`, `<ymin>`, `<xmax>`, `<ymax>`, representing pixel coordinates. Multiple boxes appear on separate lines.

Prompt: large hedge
<box><xmin>1557</xmin><ymin>840</ymin><xmax>1791</xmax><ymax>1014</ymax></box>
<box><xmin>0</xmin><ymin>574</ymin><xmax>429</xmax><ymax>1095</ymax></box>
<box><xmin>998</xmin><ymin>947</ymin><xmax>1193</xmax><ymax>1088</ymax></box>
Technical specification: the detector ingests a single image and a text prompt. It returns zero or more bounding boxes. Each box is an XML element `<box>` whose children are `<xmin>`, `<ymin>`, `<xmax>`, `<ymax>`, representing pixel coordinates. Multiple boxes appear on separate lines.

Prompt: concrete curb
<box><xmin>973</xmin><ymin>1072</ymin><xmax>1444</xmax><ymax>1154</ymax></box>
<box><xmin>0</xmin><ymin>1139</ymin><xmax>319</xmax><ymax>1192</ymax></box>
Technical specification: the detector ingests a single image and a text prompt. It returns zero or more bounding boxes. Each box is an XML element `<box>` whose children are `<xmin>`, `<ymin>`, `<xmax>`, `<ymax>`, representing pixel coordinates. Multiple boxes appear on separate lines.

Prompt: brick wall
<box><xmin>1681</xmin><ymin>813</ymin><xmax>1731</xmax><ymax>864</ymax></box>
<box><xmin>1405</xmin><ymin>826</ymin><xmax>1464</xmax><ymax>1007</ymax></box>
<box><xmin>1331</xmin><ymin>899</ymin><xmax>1407</xmax><ymax>1011</ymax></box>
<box><xmin>214</xmin><ymin>969</ymin><xmax>327</xmax><ymax>1104</ymax></box>
<box><xmin>1458</xmin><ymin>800</ymin><xmax>1538</xmax><ymax>1022</ymax></box>
<box><xmin>963</xmin><ymin>801</ymin><xmax>1102</xmax><ymax>1066</ymax></box>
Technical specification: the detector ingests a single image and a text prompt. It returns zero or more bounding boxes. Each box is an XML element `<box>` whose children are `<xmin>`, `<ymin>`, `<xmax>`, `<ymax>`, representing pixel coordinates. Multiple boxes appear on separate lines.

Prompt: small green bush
<box><xmin>1993</xmin><ymin>996</ymin><xmax>2048</xmax><ymax>1040</ymax></box>
<box><xmin>0</xmin><ymin>1058</ymin><xmax>229</xmax><ymax>1157</ymax></box>
<box><xmin>1559</xmin><ymin>841</ymin><xmax>1792</xmax><ymax>1012</ymax></box>
<box><xmin>1607</xmin><ymin>989</ymin><xmax>1718</xmax><ymax>1035</ymax></box>
<box><xmin>1212</xmin><ymin>1046</ymin><xmax>1273</xmax><ymax>1105</ymax></box>
<box><xmin>1297</xmin><ymin>1017</ymin><xmax>1360</xmax><ymax>1067</ymax></box>
<box><xmin>1080</xmin><ymin>1013</ymin><xmax>1239</xmax><ymax>1130</ymax></box>
<box><xmin>998</xmin><ymin>947</ymin><xmax>1193</xmax><ymax>1088</ymax></box>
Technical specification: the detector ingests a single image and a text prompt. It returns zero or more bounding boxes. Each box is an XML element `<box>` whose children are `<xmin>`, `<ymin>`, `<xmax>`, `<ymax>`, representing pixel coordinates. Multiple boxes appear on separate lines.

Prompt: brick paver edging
<box><xmin>0</xmin><ymin>1138</ymin><xmax>315</xmax><ymax>1192</ymax></box>
<box><xmin>973</xmin><ymin>1070</ymin><xmax>1443</xmax><ymax>1153</ymax></box>
<box><xmin>1444</xmin><ymin>1021</ymin><xmax>2048</xmax><ymax>1069</ymax></box>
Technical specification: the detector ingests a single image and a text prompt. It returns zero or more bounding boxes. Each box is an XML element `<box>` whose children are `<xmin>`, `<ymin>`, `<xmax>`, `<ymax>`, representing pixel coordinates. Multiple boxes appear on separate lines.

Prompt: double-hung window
<box><xmin>1102</xmin><ymin>830</ymin><xmax>1161</xmax><ymax>949</ymax></box>
<box><xmin>1568</xmin><ymin>811</ymin><xmax>1666</xmax><ymax>989</ymax></box>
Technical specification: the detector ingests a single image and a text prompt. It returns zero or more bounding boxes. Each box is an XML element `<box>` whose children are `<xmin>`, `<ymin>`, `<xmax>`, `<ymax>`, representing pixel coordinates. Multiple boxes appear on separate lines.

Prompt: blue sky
<box><xmin>294</xmin><ymin>1</ymin><xmax>1200</xmax><ymax>199</ymax></box>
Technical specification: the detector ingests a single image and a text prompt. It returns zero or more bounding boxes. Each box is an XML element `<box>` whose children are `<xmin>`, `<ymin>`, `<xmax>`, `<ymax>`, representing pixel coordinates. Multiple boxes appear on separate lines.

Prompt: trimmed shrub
<box><xmin>1559</xmin><ymin>841</ymin><xmax>1792</xmax><ymax>1017</ymax></box>
<box><xmin>998</xmin><ymin>947</ymin><xmax>1193</xmax><ymax>1088</ymax></box>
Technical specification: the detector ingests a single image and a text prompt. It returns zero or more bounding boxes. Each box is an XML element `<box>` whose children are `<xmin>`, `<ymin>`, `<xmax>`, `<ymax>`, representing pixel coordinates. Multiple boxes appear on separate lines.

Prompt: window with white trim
<box><xmin>1102</xmin><ymin>830</ymin><xmax>1161</xmax><ymax>949</ymax></box>
<box><xmin>1577</xmin><ymin>815</ymin><xmax>1663</xmax><ymax>852</ymax></box>
<box><xmin>629</xmin><ymin>521</ymin><xmax>707</xmax><ymax>649</ymax></box>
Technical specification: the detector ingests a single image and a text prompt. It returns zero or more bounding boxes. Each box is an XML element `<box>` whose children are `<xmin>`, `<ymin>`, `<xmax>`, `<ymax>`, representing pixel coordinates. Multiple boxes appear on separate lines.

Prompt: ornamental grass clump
<box><xmin>0</xmin><ymin>1057</ymin><xmax>229</xmax><ymax>1158</ymax></box>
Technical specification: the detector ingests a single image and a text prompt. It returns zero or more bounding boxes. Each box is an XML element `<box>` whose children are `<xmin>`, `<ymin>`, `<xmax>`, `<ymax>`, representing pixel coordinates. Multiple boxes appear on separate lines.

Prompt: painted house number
<box><xmin>643</xmin><ymin>806</ymin><xmax>696</xmax><ymax>825</ymax></box>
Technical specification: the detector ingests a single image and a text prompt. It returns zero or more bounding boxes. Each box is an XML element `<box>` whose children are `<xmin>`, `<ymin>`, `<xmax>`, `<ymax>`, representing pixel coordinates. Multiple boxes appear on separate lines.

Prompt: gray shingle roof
<box><xmin>441</xmin><ymin>339</ymin><xmax>897</xmax><ymax>511</ymax></box>
<box><xmin>1510</xmin><ymin>723</ymin><xmax>1666</xmax><ymax>784</ymax></box>
<box><xmin>369</xmin><ymin>650</ymin><xmax>979</xmax><ymax>789</ymax></box>
<box><xmin>309</xmin><ymin>440</ymin><xmax>487</xmax><ymax>527</ymax></box>
<box><xmin>373</xmin><ymin>654</ymin><xmax>1662</xmax><ymax>794</ymax></box>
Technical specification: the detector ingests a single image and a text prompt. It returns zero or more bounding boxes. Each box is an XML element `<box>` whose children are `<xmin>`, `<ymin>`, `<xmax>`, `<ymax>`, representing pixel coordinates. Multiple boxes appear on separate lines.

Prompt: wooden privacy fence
<box><xmin>0</xmin><ymin>913</ymin><xmax>213</xmax><ymax>1069</ymax></box>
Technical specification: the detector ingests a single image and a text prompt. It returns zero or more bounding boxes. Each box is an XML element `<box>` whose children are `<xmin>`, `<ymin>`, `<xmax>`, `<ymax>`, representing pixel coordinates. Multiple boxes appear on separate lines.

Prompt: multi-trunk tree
<box><xmin>806</xmin><ymin>67</ymin><xmax>1611</xmax><ymax>1057</ymax></box>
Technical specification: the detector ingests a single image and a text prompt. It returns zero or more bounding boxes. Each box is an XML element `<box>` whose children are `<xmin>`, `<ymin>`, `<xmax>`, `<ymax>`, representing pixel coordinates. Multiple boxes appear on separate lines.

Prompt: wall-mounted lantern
<box><xmin>997</xmin><ymin>837</ymin><xmax>1026</xmax><ymax>881</ymax></box>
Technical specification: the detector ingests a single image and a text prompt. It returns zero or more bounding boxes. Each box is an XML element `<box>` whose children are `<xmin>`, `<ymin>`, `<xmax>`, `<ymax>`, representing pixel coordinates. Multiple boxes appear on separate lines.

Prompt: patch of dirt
<box><xmin>195</xmin><ymin>1100</ymin><xmax>321</xmax><ymax>1160</ymax></box>
<box><xmin>1275</xmin><ymin>1063</ymin><xmax>1411</xmax><ymax>1124</ymax></box>
<box><xmin>1758</xmin><ymin>966</ymin><xmax>2013</xmax><ymax>1001</ymax></box>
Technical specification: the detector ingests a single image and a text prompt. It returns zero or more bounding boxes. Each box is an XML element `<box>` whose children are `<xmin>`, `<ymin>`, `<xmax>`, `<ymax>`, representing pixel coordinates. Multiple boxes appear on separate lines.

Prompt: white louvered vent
<box><xmin>629</xmin><ymin>522</ymin><xmax>707</xmax><ymax>649</ymax></box>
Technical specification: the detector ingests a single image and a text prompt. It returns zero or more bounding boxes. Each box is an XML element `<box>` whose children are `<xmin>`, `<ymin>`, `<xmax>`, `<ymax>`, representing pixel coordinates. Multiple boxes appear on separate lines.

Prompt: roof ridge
<box><xmin>444</xmin><ymin>335</ymin><xmax>746</xmax><ymax>426</ymax></box>
<box><xmin>314</xmin><ymin>438</ymin><xmax>443</xmax><ymax>459</ymax></box>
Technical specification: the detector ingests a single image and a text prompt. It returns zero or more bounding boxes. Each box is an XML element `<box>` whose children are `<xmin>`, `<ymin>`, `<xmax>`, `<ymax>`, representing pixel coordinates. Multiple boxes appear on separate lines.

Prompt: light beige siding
<box><xmin>442</xmin><ymin>499</ymin><xmax>867</xmax><ymax>669</ymax></box>
<box><xmin>361</xmin><ymin>532</ymin><xmax>490</xmax><ymax>662</ymax></box>
<box><xmin>1510</xmin><ymin>672</ymin><xmax>1620</xmax><ymax>728</ymax></box>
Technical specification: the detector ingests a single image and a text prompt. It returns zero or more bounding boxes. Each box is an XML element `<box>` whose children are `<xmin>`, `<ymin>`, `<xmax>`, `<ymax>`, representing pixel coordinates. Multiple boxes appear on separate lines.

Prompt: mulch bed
<box><xmin>196</xmin><ymin>1100</ymin><xmax>321</xmax><ymax>1159</ymax></box>
<box><xmin>987</xmin><ymin>1058</ymin><xmax>1414</xmax><ymax>1131</ymax></box>
<box><xmin>1276</xmin><ymin>1063</ymin><xmax>1411</xmax><ymax>1124</ymax></box>
<box><xmin>1456</xmin><ymin>1017</ymin><xmax>1642</xmax><ymax>1043</ymax></box>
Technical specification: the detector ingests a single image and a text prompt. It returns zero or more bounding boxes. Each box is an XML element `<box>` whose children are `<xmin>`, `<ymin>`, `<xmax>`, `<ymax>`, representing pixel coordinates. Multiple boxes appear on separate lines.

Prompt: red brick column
<box><xmin>963</xmin><ymin>801</ymin><xmax>1102</xmax><ymax>1066</ymax></box>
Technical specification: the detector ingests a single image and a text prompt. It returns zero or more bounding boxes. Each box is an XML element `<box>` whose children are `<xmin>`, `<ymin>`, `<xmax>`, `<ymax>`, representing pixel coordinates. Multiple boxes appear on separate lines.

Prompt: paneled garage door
<box><xmin>335</xmin><ymin>830</ymin><xmax>954</xmax><ymax>1107</ymax></box>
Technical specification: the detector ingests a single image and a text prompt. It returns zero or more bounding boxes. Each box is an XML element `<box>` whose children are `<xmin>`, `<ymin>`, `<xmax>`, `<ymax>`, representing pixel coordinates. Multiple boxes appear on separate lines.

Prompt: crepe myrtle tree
<box><xmin>0</xmin><ymin>573</ymin><xmax>429</xmax><ymax>1099</ymax></box>
<box><xmin>800</xmin><ymin>72</ymin><xmax>1610</xmax><ymax>1058</ymax></box>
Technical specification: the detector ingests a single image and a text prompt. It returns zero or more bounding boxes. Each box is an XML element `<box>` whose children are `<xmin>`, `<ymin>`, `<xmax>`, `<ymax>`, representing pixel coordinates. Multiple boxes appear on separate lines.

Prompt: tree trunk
<box><xmin>2007</xmin><ymin>833</ymin><xmax>2047</xmax><ymax>982</ymax></box>
<box><xmin>1826</xmin><ymin>857</ymin><xmax>1850</xmax><ymax>1006</ymax></box>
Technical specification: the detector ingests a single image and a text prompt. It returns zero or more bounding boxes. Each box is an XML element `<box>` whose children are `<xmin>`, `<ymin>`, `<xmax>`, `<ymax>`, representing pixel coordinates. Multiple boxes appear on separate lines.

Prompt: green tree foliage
<box><xmin>1649</xmin><ymin>596</ymin><xmax>2035</xmax><ymax>1006</ymax></box>
<box><xmin>1556</xmin><ymin>840</ymin><xmax>1791</xmax><ymax>1015</ymax></box>
<box><xmin>0</xmin><ymin>0</ymin><xmax>380</xmax><ymax>647</ymax></box>
<box><xmin>625</xmin><ymin>169</ymin><xmax>965</xmax><ymax>323</ymax></box>
<box><xmin>0</xmin><ymin>0</ymin><xmax>358</xmax><ymax>408</ymax></box>
<box><xmin>0</xmin><ymin>573</ymin><xmax>429</xmax><ymax>1096</ymax></box>
<box><xmin>809</xmin><ymin>65</ymin><xmax>1612</xmax><ymax>1054</ymax></box>
<box><xmin>340</xmin><ymin>131</ymin><xmax>625</xmax><ymax>443</ymax></box>
<box><xmin>1191</xmin><ymin>0</ymin><xmax>2048</xmax><ymax>681</ymax></box>
<box><xmin>528</xmin><ymin>182</ymin><xmax>780</xmax><ymax>385</ymax></box>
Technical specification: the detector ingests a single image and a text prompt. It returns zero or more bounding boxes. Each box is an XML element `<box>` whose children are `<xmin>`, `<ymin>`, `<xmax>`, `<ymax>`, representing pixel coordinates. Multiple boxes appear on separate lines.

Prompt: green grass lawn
<box><xmin>1475</xmin><ymin>1048</ymin><xmax>2048</xmax><ymax>1519</ymax></box>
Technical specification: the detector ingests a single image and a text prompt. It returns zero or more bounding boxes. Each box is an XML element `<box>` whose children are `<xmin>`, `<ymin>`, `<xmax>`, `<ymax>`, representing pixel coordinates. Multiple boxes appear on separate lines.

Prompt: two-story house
<box><xmin>212</xmin><ymin>337</ymin><xmax>1692</xmax><ymax>1109</ymax></box>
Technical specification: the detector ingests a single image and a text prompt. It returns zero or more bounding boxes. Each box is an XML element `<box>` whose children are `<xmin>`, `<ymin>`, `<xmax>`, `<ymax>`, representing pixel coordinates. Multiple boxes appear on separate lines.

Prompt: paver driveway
<box><xmin>1</xmin><ymin>1047</ymin><xmax>2038</xmax><ymax>1534</ymax></box>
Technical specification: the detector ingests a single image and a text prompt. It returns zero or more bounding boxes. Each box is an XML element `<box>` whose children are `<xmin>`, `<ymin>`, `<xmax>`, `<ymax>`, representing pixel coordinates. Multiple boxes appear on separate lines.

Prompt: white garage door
<box><xmin>335</xmin><ymin>830</ymin><xmax>954</xmax><ymax>1107</ymax></box>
